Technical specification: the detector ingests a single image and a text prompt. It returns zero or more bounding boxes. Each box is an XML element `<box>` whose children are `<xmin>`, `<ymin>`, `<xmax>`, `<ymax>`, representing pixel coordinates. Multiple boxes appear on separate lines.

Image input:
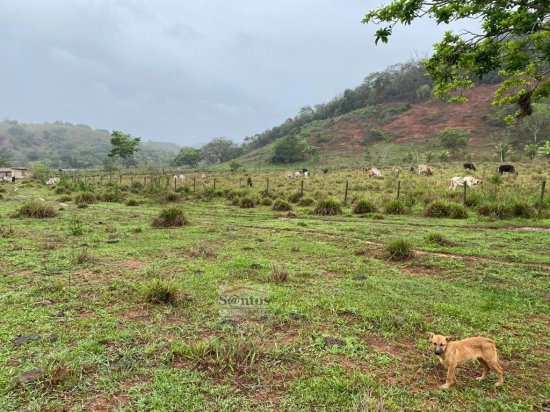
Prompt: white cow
<box><xmin>293</xmin><ymin>171</ymin><xmax>301</xmax><ymax>178</ymax></box>
<box><xmin>46</xmin><ymin>177</ymin><xmax>60</xmax><ymax>185</ymax></box>
<box><xmin>448</xmin><ymin>176</ymin><xmax>481</xmax><ymax>190</ymax></box>
<box><xmin>418</xmin><ymin>164</ymin><xmax>433</xmax><ymax>176</ymax></box>
<box><xmin>173</xmin><ymin>174</ymin><xmax>186</xmax><ymax>182</ymax></box>
<box><xmin>304</xmin><ymin>171</ymin><xmax>310</xmax><ymax>178</ymax></box>
<box><xmin>1</xmin><ymin>177</ymin><xmax>10</xmax><ymax>183</ymax></box>
<box><xmin>285</xmin><ymin>171</ymin><xmax>293</xmax><ymax>178</ymax></box>
<box><xmin>201</xmin><ymin>173</ymin><xmax>207</xmax><ymax>179</ymax></box>
<box><xmin>367</xmin><ymin>167</ymin><xmax>382</xmax><ymax>178</ymax></box>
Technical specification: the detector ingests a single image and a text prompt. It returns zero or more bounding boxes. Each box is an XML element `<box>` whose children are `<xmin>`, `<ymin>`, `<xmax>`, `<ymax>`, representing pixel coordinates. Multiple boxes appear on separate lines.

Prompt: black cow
<box><xmin>302</xmin><ymin>168</ymin><xmax>309</xmax><ymax>174</ymax></box>
<box><xmin>498</xmin><ymin>164</ymin><xmax>516</xmax><ymax>175</ymax></box>
<box><xmin>463</xmin><ymin>162</ymin><xmax>476</xmax><ymax>171</ymax></box>
<box><xmin>322</xmin><ymin>168</ymin><xmax>329</xmax><ymax>174</ymax></box>
<box><xmin>409</xmin><ymin>166</ymin><xmax>416</xmax><ymax>173</ymax></box>
<box><xmin>246</xmin><ymin>176</ymin><xmax>253</xmax><ymax>187</ymax></box>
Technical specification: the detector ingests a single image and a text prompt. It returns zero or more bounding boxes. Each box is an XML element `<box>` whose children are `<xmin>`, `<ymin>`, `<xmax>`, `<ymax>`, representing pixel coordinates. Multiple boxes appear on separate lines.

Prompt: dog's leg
<box><xmin>487</xmin><ymin>359</ymin><xmax>504</xmax><ymax>386</ymax></box>
<box><xmin>476</xmin><ymin>359</ymin><xmax>489</xmax><ymax>381</ymax></box>
<box><xmin>442</xmin><ymin>364</ymin><xmax>456</xmax><ymax>389</ymax></box>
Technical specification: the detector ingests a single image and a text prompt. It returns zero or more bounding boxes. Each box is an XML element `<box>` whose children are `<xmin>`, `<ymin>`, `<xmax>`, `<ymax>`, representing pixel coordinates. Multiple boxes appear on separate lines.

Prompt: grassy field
<box><xmin>0</xmin><ymin>163</ymin><xmax>549</xmax><ymax>411</ymax></box>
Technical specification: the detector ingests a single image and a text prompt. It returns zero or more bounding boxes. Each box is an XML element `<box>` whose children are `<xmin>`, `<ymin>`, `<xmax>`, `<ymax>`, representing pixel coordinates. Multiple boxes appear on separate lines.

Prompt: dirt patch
<box><xmin>399</xmin><ymin>265</ymin><xmax>444</xmax><ymax>278</ymax></box>
<box><xmin>122</xmin><ymin>306</ymin><xmax>151</xmax><ymax>322</ymax></box>
<box><xmin>123</xmin><ymin>259</ymin><xmax>148</xmax><ymax>270</ymax></box>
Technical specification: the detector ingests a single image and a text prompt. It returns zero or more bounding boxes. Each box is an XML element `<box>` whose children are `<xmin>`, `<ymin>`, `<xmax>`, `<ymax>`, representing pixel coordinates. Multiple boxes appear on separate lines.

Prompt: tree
<box><xmin>0</xmin><ymin>157</ymin><xmax>7</xmax><ymax>167</ymax></box>
<box><xmin>174</xmin><ymin>147</ymin><xmax>202</xmax><ymax>168</ymax></box>
<box><xmin>108</xmin><ymin>130</ymin><xmax>141</xmax><ymax>168</ymax></box>
<box><xmin>439</xmin><ymin>150</ymin><xmax>450</xmax><ymax>162</ymax></box>
<box><xmin>229</xmin><ymin>160</ymin><xmax>242</xmax><ymax>172</ymax></box>
<box><xmin>30</xmin><ymin>162</ymin><xmax>52</xmax><ymax>183</ymax></box>
<box><xmin>495</xmin><ymin>142</ymin><xmax>512</xmax><ymax>163</ymax></box>
<box><xmin>524</xmin><ymin>143</ymin><xmax>539</xmax><ymax>160</ymax></box>
<box><xmin>522</xmin><ymin>103</ymin><xmax>550</xmax><ymax>143</ymax></box>
<box><xmin>201</xmin><ymin>137</ymin><xmax>240</xmax><ymax>164</ymax></box>
<box><xmin>271</xmin><ymin>136</ymin><xmax>316</xmax><ymax>164</ymax></box>
<box><xmin>363</xmin><ymin>1</ymin><xmax>550</xmax><ymax>123</ymax></box>
<box><xmin>439</xmin><ymin>128</ymin><xmax>469</xmax><ymax>155</ymax></box>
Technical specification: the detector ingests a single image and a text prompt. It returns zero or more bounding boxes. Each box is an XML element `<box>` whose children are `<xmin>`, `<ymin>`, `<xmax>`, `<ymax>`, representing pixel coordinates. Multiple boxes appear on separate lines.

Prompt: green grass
<box><xmin>0</xmin><ymin>166</ymin><xmax>549</xmax><ymax>411</ymax></box>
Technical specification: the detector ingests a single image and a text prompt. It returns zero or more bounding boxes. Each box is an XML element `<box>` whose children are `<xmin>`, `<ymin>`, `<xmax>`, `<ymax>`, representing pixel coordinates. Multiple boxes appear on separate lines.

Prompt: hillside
<box><xmin>239</xmin><ymin>84</ymin><xmax>515</xmax><ymax>167</ymax></box>
<box><xmin>0</xmin><ymin>121</ymin><xmax>180</xmax><ymax>168</ymax></box>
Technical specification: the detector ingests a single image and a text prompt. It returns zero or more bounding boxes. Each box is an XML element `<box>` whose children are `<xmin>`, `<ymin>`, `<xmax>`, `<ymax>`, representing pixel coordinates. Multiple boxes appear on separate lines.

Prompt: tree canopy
<box><xmin>108</xmin><ymin>130</ymin><xmax>141</xmax><ymax>168</ymax></box>
<box><xmin>271</xmin><ymin>136</ymin><xmax>316</xmax><ymax>164</ymax></box>
<box><xmin>363</xmin><ymin>0</ymin><xmax>550</xmax><ymax>123</ymax></box>
<box><xmin>439</xmin><ymin>128</ymin><xmax>469</xmax><ymax>155</ymax></box>
<box><xmin>200</xmin><ymin>137</ymin><xmax>241</xmax><ymax>164</ymax></box>
<box><xmin>174</xmin><ymin>147</ymin><xmax>202</xmax><ymax>168</ymax></box>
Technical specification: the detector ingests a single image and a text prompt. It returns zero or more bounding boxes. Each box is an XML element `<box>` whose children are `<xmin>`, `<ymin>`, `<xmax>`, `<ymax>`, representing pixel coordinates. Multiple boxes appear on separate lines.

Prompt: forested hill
<box><xmin>0</xmin><ymin>121</ymin><xmax>180</xmax><ymax>168</ymax></box>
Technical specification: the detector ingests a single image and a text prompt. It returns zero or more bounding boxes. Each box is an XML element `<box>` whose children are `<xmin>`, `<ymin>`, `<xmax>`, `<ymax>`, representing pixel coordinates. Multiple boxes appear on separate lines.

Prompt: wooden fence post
<box><xmin>193</xmin><ymin>178</ymin><xmax>196</xmax><ymax>193</ymax></box>
<box><xmin>174</xmin><ymin>176</ymin><xmax>177</xmax><ymax>192</ymax></box>
<box><xmin>539</xmin><ymin>180</ymin><xmax>546</xmax><ymax>217</ymax></box>
<box><xmin>266</xmin><ymin>178</ymin><xmax>269</xmax><ymax>196</ymax></box>
<box><xmin>397</xmin><ymin>180</ymin><xmax>401</xmax><ymax>200</ymax></box>
<box><xmin>463</xmin><ymin>182</ymin><xmax>467</xmax><ymax>205</ymax></box>
<box><xmin>344</xmin><ymin>180</ymin><xmax>349</xmax><ymax>205</ymax></box>
<box><xmin>300</xmin><ymin>179</ymin><xmax>304</xmax><ymax>196</ymax></box>
<box><xmin>213</xmin><ymin>178</ymin><xmax>217</xmax><ymax>190</ymax></box>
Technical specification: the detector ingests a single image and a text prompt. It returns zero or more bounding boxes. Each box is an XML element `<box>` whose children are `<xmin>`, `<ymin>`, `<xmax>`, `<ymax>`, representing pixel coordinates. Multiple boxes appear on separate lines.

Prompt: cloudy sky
<box><xmin>0</xmin><ymin>1</ymin><xmax>477</xmax><ymax>146</ymax></box>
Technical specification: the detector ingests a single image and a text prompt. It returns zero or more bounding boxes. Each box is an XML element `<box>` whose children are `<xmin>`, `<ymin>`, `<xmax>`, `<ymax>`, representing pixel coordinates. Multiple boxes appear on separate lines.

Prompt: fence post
<box><xmin>539</xmin><ymin>180</ymin><xmax>546</xmax><ymax>217</ymax></box>
<box><xmin>397</xmin><ymin>180</ymin><xmax>401</xmax><ymax>200</ymax></box>
<box><xmin>174</xmin><ymin>176</ymin><xmax>177</xmax><ymax>192</ymax></box>
<box><xmin>463</xmin><ymin>182</ymin><xmax>467</xmax><ymax>205</ymax></box>
<box><xmin>266</xmin><ymin>178</ymin><xmax>269</xmax><ymax>196</ymax></box>
<box><xmin>213</xmin><ymin>178</ymin><xmax>217</xmax><ymax>190</ymax></box>
<box><xmin>193</xmin><ymin>178</ymin><xmax>196</xmax><ymax>193</ymax></box>
<box><xmin>109</xmin><ymin>174</ymin><xmax>112</xmax><ymax>183</ymax></box>
<box><xmin>144</xmin><ymin>176</ymin><xmax>147</xmax><ymax>185</ymax></box>
<box><xmin>300</xmin><ymin>179</ymin><xmax>304</xmax><ymax>196</ymax></box>
<box><xmin>239</xmin><ymin>178</ymin><xmax>242</xmax><ymax>188</ymax></box>
<box><xmin>119</xmin><ymin>174</ymin><xmax>122</xmax><ymax>184</ymax></box>
<box><xmin>344</xmin><ymin>180</ymin><xmax>349</xmax><ymax>205</ymax></box>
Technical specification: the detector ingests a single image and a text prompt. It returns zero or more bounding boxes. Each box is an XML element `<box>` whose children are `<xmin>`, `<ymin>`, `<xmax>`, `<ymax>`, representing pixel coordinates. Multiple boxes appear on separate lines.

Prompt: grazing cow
<box><xmin>410</xmin><ymin>166</ymin><xmax>416</xmax><ymax>173</ymax></box>
<box><xmin>1</xmin><ymin>176</ymin><xmax>10</xmax><ymax>183</ymax></box>
<box><xmin>417</xmin><ymin>164</ymin><xmax>433</xmax><ymax>176</ymax></box>
<box><xmin>201</xmin><ymin>173</ymin><xmax>207</xmax><ymax>179</ymax></box>
<box><xmin>304</xmin><ymin>171</ymin><xmax>310</xmax><ymax>178</ymax></box>
<box><xmin>448</xmin><ymin>176</ymin><xmax>482</xmax><ymax>190</ymax></box>
<box><xmin>11</xmin><ymin>176</ymin><xmax>16</xmax><ymax>183</ymax></box>
<box><xmin>293</xmin><ymin>171</ymin><xmax>301</xmax><ymax>178</ymax></box>
<box><xmin>498</xmin><ymin>164</ymin><xmax>516</xmax><ymax>175</ymax></box>
<box><xmin>322</xmin><ymin>168</ymin><xmax>329</xmax><ymax>174</ymax></box>
<box><xmin>366</xmin><ymin>167</ymin><xmax>382</xmax><ymax>178</ymax></box>
<box><xmin>285</xmin><ymin>171</ymin><xmax>293</xmax><ymax>178</ymax></box>
<box><xmin>246</xmin><ymin>176</ymin><xmax>253</xmax><ymax>187</ymax></box>
<box><xmin>302</xmin><ymin>168</ymin><xmax>308</xmax><ymax>174</ymax></box>
<box><xmin>463</xmin><ymin>163</ymin><xmax>476</xmax><ymax>171</ymax></box>
<box><xmin>46</xmin><ymin>177</ymin><xmax>60</xmax><ymax>185</ymax></box>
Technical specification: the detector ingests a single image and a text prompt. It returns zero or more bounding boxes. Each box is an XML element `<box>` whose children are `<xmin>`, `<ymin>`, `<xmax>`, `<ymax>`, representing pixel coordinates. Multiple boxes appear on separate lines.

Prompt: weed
<box><xmin>297</xmin><ymin>197</ymin><xmax>315</xmax><ymax>206</ymax></box>
<box><xmin>239</xmin><ymin>196</ymin><xmax>256</xmax><ymax>208</ymax></box>
<box><xmin>273</xmin><ymin>199</ymin><xmax>292</xmax><ymax>212</ymax></box>
<box><xmin>353</xmin><ymin>199</ymin><xmax>378</xmax><ymax>214</ymax></box>
<box><xmin>13</xmin><ymin>201</ymin><xmax>57</xmax><ymax>218</ymax></box>
<box><xmin>152</xmin><ymin>207</ymin><xmax>190</xmax><ymax>227</ymax></box>
<box><xmin>383</xmin><ymin>199</ymin><xmax>408</xmax><ymax>215</ymax></box>
<box><xmin>142</xmin><ymin>278</ymin><xmax>180</xmax><ymax>305</ymax></box>
<box><xmin>314</xmin><ymin>197</ymin><xmax>342</xmax><ymax>215</ymax></box>
<box><xmin>426</xmin><ymin>232</ymin><xmax>454</xmax><ymax>246</ymax></box>
<box><xmin>425</xmin><ymin>200</ymin><xmax>468</xmax><ymax>219</ymax></box>
<box><xmin>271</xmin><ymin>265</ymin><xmax>289</xmax><ymax>283</ymax></box>
<box><xmin>385</xmin><ymin>238</ymin><xmax>414</xmax><ymax>260</ymax></box>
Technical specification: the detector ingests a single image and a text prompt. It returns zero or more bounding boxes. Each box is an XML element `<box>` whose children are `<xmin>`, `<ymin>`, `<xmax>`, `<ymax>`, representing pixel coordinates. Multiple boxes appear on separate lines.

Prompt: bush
<box><xmin>476</xmin><ymin>203</ymin><xmax>512</xmax><ymax>219</ymax></box>
<box><xmin>385</xmin><ymin>238</ymin><xmax>414</xmax><ymax>260</ymax></box>
<box><xmin>425</xmin><ymin>200</ymin><xmax>468</xmax><ymax>219</ymax></box>
<box><xmin>314</xmin><ymin>197</ymin><xmax>342</xmax><ymax>215</ymax></box>
<box><xmin>130</xmin><ymin>181</ymin><xmax>144</xmax><ymax>193</ymax></box>
<box><xmin>383</xmin><ymin>199</ymin><xmax>408</xmax><ymax>215</ymax></box>
<box><xmin>510</xmin><ymin>201</ymin><xmax>535</xmax><ymax>218</ymax></box>
<box><xmin>126</xmin><ymin>199</ymin><xmax>141</xmax><ymax>206</ymax></box>
<box><xmin>74</xmin><ymin>191</ymin><xmax>97</xmax><ymax>204</ymax></box>
<box><xmin>272</xmin><ymin>199</ymin><xmax>292</xmax><ymax>212</ymax></box>
<box><xmin>101</xmin><ymin>191</ymin><xmax>124</xmax><ymax>202</ymax></box>
<box><xmin>161</xmin><ymin>192</ymin><xmax>181</xmax><ymax>203</ymax></box>
<box><xmin>239</xmin><ymin>196</ymin><xmax>256</xmax><ymax>208</ymax></box>
<box><xmin>288</xmin><ymin>192</ymin><xmax>303</xmax><ymax>203</ymax></box>
<box><xmin>353</xmin><ymin>199</ymin><xmax>378</xmax><ymax>214</ymax></box>
<box><xmin>14</xmin><ymin>201</ymin><xmax>57</xmax><ymax>218</ymax></box>
<box><xmin>142</xmin><ymin>278</ymin><xmax>180</xmax><ymax>305</ymax></box>
<box><xmin>297</xmin><ymin>197</ymin><xmax>315</xmax><ymax>206</ymax></box>
<box><xmin>153</xmin><ymin>207</ymin><xmax>190</xmax><ymax>227</ymax></box>
<box><xmin>260</xmin><ymin>197</ymin><xmax>273</xmax><ymax>206</ymax></box>
<box><xmin>464</xmin><ymin>192</ymin><xmax>483</xmax><ymax>207</ymax></box>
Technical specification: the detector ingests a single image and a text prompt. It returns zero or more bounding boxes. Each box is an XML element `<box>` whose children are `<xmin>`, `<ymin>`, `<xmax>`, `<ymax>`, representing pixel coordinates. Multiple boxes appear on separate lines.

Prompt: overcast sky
<box><xmin>0</xmin><ymin>1</ymin><xmax>478</xmax><ymax>146</ymax></box>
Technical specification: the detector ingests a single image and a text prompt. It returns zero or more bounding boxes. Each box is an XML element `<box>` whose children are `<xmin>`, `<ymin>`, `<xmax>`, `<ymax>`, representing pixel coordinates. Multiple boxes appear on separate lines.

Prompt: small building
<box><xmin>0</xmin><ymin>168</ymin><xmax>12</xmax><ymax>178</ymax></box>
<box><xmin>11</xmin><ymin>167</ymin><xmax>28</xmax><ymax>179</ymax></box>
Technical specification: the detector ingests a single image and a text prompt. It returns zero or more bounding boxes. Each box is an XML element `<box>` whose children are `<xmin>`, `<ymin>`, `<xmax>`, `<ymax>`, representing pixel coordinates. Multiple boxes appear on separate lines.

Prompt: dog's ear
<box><xmin>427</xmin><ymin>332</ymin><xmax>434</xmax><ymax>341</ymax></box>
<box><xmin>445</xmin><ymin>336</ymin><xmax>454</xmax><ymax>342</ymax></box>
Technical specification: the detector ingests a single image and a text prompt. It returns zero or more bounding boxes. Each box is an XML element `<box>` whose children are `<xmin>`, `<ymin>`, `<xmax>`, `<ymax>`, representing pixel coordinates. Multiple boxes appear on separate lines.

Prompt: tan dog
<box><xmin>428</xmin><ymin>333</ymin><xmax>504</xmax><ymax>389</ymax></box>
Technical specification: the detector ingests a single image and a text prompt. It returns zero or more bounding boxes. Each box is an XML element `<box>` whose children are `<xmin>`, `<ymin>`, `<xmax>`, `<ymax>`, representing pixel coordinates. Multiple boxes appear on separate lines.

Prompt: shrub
<box><xmin>476</xmin><ymin>203</ymin><xmax>512</xmax><ymax>219</ymax></box>
<box><xmin>153</xmin><ymin>207</ymin><xmax>190</xmax><ymax>227</ymax></box>
<box><xmin>126</xmin><ymin>199</ymin><xmax>140</xmax><ymax>206</ymax></box>
<box><xmin>58</xmin><ymin>195</ymin><xmax>73</xmax><ymax>202</ymax></box>
<box><xmin>231</xmin><ymin>196</ymin><xmax>241</xmax><ymax>206</ymax></box>
<box><xmin>510</xmin><ymin>201</ymin><xmax>535</xmax><ymax>218</ymax></box>
<box><xmin>426</xmin><ymin>232</ymin><xmax>454</xmax><ymax>246</ymax></box>
<box><xmin>271</xmin><ymin>265</ymin><xmax>289</xmax><ymax>283</ymax></box>
<box><xmin>425</xmin><ymin>200</ymin><xmax>468</xmax><ymax>219</ymax></box>
<box><xmin>297</xmin><ymin>197</ymin><xmax>315</xmax><ymax>206</ymax></box>
<box><xmin>383</xmin><ymin>199</ymin><xmax>408</xmax><ymax>215</ymax></box>
<box><xmin>239</xmin><ymin>196</ymin><xmax>256</xmax><ymax>208</ymax></box>
<box><xmin>464</xmin><ymin>192</ymin><xmax>483</xmax><ymax>207</ymax></box>
<box><xmin>314</xmin><ymin>197</ymin><xmax>342</xmax><ymax>215</ymax></box>
<box><xmin>142</xmin><ymin>278</ymin><xmax>180</xmax><ymax>305</ymax></box>
<box><xmin>260</xmin><ymin>197</ymin><xmax>273</xmax><ymax>206</ymax></box>
<box><xmin>385</xmin><ymin>238</ymin><xmax>414</xmax><ymax>260</ymax></box>
<box><xmin>161</xmin><ymin>192</ymin><xmax>181</xmax><ymax>203</ymax></box>
<box><xmin>14</xmin><ymin>201</ymin><xmax>57</xmax><ymax>218</ymax></box>
<box><xmin>101</xmin><ymin>191</ymin><xmax>124</xmax><ymax>202</ymax></box>
<box><xmin>490</xmin><ymin>173</ymin><xmax>503</xmax><ymax>185</ymax></box>
<box><xmin>74</xmin><ymin>191</ymin><xmax>96</xmax><ymax>204</ymax></box>
<box><xmin>353</xmin><ymin>199</ymin><xmax>378</xmax><ymax>214</ymax></box>
<box><xmin>130</xmin><ymin>181</ymin><xmax>144</xmax><ymax>193</ymax></box>
<box><xmin>288</xmin><ymin>192</ymin><xmax>303</xmax><ymax>203</ymax></box>
<box><xmin>272</xmin><ymin>199</ymin><xmax>292</xmax><ymax>212</ymax></box>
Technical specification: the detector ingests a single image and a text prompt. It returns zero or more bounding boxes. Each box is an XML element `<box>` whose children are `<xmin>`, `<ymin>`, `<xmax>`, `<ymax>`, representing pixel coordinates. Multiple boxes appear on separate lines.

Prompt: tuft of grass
<box><xmin>297</xmin><ymin>197</ymin><xmax>315</xmax><ymax>206</ymax></box>
<box><xmin>125</xmin><ymin>198</ymin><xmax>141</xmax><ymax>206</ymax></box>
<box><xmin>260</xmin><ymin>197</ymin><xmax>273</xmax><ymax>206</ymax></box>
<box><xmin>160</xmin><ymin>192</ymin><xmax>181</xmax><ymax>203</ymax></box>
<box><xmin>272</xmin><ymin>199</ymin><xmax>292</xmax><ymax>212</ymax></box>
<box><xmin>383</xmin><ymin>199</ymin><xmax>408</xmax><ymax>215</ymax></box>
<box><xmin>314</xmin><ymin>197</ymin><xmax>342</xmax><ymax>215</ymax></box>
<box><xmin>13</xmin><ymin>201</ymin><xmax>57</xmax><ymax>218</ymax></box>
<box><xmin>477</xmin><ymin>202</ymin><xmax>512</xmax><ymax>219</ymax></box>
<box><xmin>68</xmin><ymin>219</ymin><xmax>84</xmax><ymax>236</ymax></box>
<box><xmin>425</xmin><ymin>200</ymin><xmax>468</xmax><ymax>219</ymax></box>
<box><xmin>385</xmin><ymin>238</ymin><xmax>414</xmax><ymax>260</ymax></box>
<box><xmin>464</xmin><ymin>192</ymin><xmax>483</xmax><ymax>207</ymax></box>
<box><xmin>239</xmin><ymin>196</ymin><xmax>256</xmax><ymax>208</ymax></box>
<box><xmin>271</xmin><ymin>265</ymin><xmax>289</xmax><ymax>283</ymax></box>
<box><xmin>152</xmin><ymin>207</ymin><xmax>190</xmax><ymax>227</ymax></box>
<box><xmin>352</xmin><ymin>199</ymin><xmax>378</xmax><ymax>214</ymax></box>
<box><xmin>57</xmin><ymin>195</ymin><xmax>73</xmax><ymax>202</ymax></box>
<box><xmin>74</xmin><ymin>191</ymin><xmax>97</xmax><ymax>204</ymax></box>
<box><xmin>426</xmin><ymin>232</ymin><xmax>454</xmax><ymax>246</ymax></box>
<box><xmin>288</xmin><ymin>192</ymin><xmax>304</xmax><ymax>203</ymax></box>
<box><xmin>75</xmin><ymin>248</ymin><xmax>96</xmax><ymax>264</ymax></box>
<box><xmin>142</xmin><ymin>278</ymin><xmax>180</xmax><ymax>305</ymax></box>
